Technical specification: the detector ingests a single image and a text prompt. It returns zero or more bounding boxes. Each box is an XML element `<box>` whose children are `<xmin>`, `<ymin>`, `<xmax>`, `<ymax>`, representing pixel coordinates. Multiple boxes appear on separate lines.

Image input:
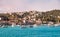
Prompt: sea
<box><xmin>0</xmin><ymin>25</ymin><xmax>60</xmax><ymax>37</ymax></box>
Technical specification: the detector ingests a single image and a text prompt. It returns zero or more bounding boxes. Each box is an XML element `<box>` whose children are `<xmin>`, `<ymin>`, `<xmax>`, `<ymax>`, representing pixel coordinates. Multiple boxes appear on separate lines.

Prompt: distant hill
<box><xmin>44</xmin><ymin>10</ymin><xmax>60</xmax><ymax>16</ymax></box>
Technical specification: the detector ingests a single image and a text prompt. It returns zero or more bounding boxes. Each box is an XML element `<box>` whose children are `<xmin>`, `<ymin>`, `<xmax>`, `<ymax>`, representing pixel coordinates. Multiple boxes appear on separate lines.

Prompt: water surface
<box><xmin>0</xmin><ymin>25</ymin><xmax>60</xmax><ymax>37</ymax></box>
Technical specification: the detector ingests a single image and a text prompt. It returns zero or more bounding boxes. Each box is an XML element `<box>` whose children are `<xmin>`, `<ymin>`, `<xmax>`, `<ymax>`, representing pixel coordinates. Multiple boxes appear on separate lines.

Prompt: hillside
<box><xmin>0</xmin><ymin>10</ymin><xmax>60</xmax><ymax>25</ymax></box>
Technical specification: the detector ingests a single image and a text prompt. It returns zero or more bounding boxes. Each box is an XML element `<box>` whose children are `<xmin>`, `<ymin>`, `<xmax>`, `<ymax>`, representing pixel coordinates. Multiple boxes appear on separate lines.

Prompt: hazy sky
<box><xmin>0</xmin><ymin>0</ymin><xmax>60</xmax><ymax>12</ymax></box>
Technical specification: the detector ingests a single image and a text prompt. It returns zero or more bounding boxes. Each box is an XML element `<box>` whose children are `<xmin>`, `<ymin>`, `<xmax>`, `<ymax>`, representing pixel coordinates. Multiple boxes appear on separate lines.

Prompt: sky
<box><xmin>0</xmin><ymin>0</ymin><xmax>60</xmax><ymax>12</ymax></box>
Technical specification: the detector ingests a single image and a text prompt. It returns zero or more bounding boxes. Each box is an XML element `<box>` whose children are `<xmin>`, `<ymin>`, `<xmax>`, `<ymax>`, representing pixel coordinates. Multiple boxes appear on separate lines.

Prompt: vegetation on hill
<box><xmin>0</xmin><ymin>9</ymin><xmax>60</xmax><ymax>25</ymax></box>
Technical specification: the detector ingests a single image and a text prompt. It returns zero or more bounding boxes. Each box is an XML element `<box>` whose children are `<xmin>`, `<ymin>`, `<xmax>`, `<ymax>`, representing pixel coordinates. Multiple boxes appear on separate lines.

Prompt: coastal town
<box><xmin>0</xmin><ymin>10</ymin><xmax>60</xmax><ymax>27</ymax></box>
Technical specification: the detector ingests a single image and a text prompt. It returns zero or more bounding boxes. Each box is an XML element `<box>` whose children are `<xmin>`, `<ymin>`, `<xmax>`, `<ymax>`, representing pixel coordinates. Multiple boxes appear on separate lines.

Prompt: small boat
<box><xmin>54</xmin><ymin>23</ymin><xmax>60</xmax><ymax>26</ymax></box>
<box><xmin>17</xmin><ymin>25</ymin><xmax>20</xmax><ymax>26</ymax></box>
<box><xmin>11</xmin><ymin>25</ymin><xmax>15</xmax><ymax>27</ymax></box>
<box><xmin>29</xmin><ymin>25</ymin><xmax>33</xmax><ymax>28</ymax></box>
<box><xmin>21</xmin><ymin>25</ymin><xmax>27</xmax><ymax>28</ymax></box>
<box><xmin>11</xmin><ymin>23</ymin><xmax>16</xmax><ymax>27</ymax></box>
<box><xmin>33</xmin><ymin>24</ymin><xmax>37</xmax><ymax>27</ymax></box>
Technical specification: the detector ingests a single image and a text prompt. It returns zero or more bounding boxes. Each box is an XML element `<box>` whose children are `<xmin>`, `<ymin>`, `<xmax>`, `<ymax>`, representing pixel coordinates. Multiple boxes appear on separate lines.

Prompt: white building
<box><xmin>0</xmin><ymin>17</ymin><xmax>1</xmax><ymax>20</ymax></box>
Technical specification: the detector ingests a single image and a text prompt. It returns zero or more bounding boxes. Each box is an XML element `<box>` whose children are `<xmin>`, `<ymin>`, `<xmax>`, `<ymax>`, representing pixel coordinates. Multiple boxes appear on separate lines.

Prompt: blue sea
<box><xmin>0</xmin><ymin>25</ymin><xmax>60</xmax><ymax>37</ymax></box>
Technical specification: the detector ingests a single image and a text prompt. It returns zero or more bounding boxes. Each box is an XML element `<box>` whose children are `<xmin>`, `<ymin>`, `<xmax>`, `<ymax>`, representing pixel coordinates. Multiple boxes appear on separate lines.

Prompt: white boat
<box><xmin>11</xmin><ymin>23</ymin><xmax>16</xmax><ymax>27</ymax></box>
<box><xmin>54</xmin><ymin>23</ymin><xmax>60</xmax><ymax>26</ymax></box>
<box><xmin>11</xmin><ymin>25</ymin><xmax>14</xmax><ymax>27</ymax></box>
<box><xmin>2</xmin><ymin>25</ymin><xmax>5</xmax><ymax>28</ymax></box>
<box><xmin>33</xmin><ymin>24</ymin><xmax>38</xmax><ymax>27</ymax></box>
<box><xmin>17</xmin><ymin>25</ymin><xmax>20</xmax><ymax>26</ymax></box>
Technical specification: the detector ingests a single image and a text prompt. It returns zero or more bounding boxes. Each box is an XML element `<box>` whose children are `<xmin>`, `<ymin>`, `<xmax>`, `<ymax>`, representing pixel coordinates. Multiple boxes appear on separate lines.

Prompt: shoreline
<box><xmin>0</xmin><ymin>24</ymin><xmax>60</xmax><ymax>28</ymax></box>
